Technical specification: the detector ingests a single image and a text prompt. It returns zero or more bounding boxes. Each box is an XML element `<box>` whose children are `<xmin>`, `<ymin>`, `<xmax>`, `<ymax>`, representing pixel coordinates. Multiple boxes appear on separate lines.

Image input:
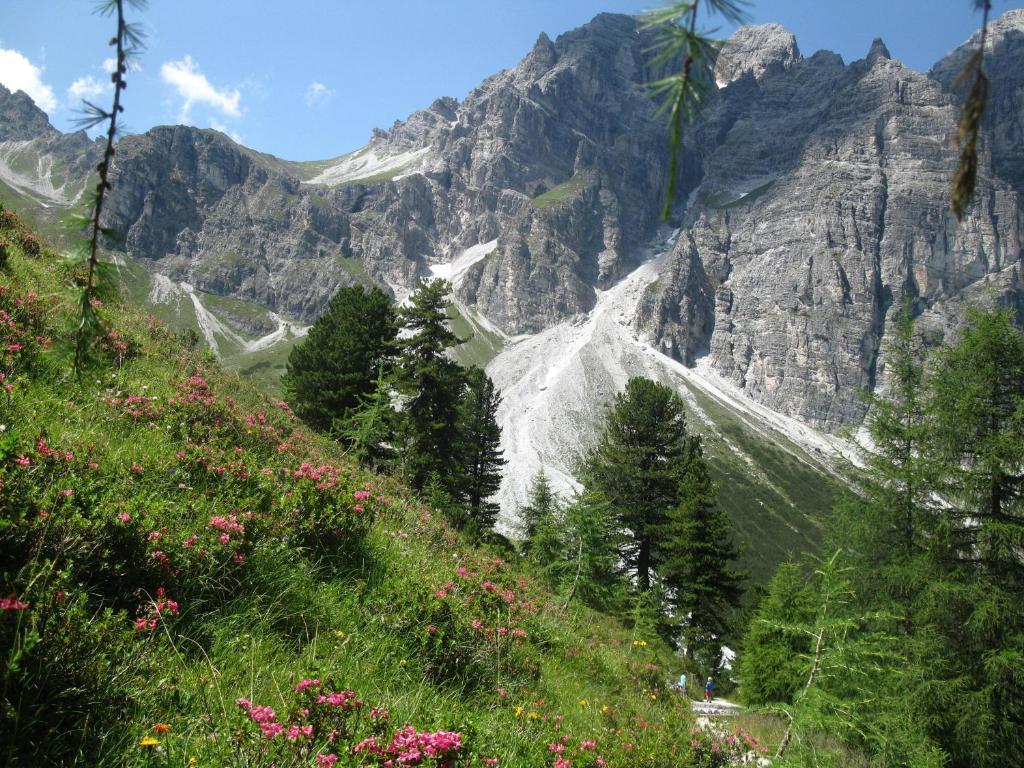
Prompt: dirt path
<box><xmin>690</xmin><ymin>697</ymin><xmax>743</xmax><ymax>717</ymax></box>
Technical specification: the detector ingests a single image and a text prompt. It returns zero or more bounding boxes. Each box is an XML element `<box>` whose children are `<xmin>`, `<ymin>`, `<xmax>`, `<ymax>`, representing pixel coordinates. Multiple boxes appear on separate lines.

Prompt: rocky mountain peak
<box><xmin>866</xmin><ymin>37</ymin><xmax>892</xmax><ymax>64</ymax></box>
<box><xmin>521</xmin><ymin>31</ymin><xmax>558</xmax><ymax>78</ymax></box>
<box><xmin>714</xmin><ymin>23</ymin><xmax>801</xmax><ymax>85</ymax></box>
<box><xmin>0</xmin><ymin>83</ymin><xmax>57</xmax><ymax>142</ymax></box>
<box><xmin>929</xmin><ymin>8</ymin><xmax>1024</xmax><ymax>194</ymax></box>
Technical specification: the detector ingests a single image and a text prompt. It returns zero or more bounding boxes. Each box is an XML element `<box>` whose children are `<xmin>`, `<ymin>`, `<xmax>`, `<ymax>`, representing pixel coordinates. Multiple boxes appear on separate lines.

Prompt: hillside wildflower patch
<box><xmin>0</xmin><ymin>210</ymin><xmax>717</xmax><ymax>767</ymax></box>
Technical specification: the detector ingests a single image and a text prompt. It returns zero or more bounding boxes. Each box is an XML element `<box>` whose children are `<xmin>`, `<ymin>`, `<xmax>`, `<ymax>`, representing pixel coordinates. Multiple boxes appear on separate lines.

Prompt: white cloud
<box><xmin>102</xmin><ymin>58</ymin><xmax>117</xmax><ymax>74</ymax></box>
<box><xmin>67</xmin><ymin>74</ymin><xmax>110</xmax><ymax>101</ymax></box>
<box><xmin>160</xmin><ymin>55</ymin><xmax>240</xmax><ymax>123</ymax></box>
<box><xmin>0</xmin><ymin>48</ymin><xmax>57</xmax><ymax>113</ymax></box>
<box><xmin>304</xmin><ymin>81</ymin><xmax>333</xmax><ymax>108</ymax></box>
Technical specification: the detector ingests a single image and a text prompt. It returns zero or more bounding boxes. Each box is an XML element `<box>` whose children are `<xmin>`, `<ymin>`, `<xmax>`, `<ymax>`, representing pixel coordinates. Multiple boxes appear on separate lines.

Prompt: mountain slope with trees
<box><xmin>1</xmin><ymin>205</ymin><xmax>761</xmax><ymax>767</ymax></box>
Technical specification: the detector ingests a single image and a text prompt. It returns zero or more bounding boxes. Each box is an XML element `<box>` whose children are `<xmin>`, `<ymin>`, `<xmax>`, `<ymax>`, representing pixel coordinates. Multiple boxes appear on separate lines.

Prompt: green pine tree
<box><xmin>582</xmin><ymin>377</ymin><xmax>692</xmax><ymax>591</ymax></box>
<box><xmin>833</xmin><ymin>305</ymin><xmax>940</xmax><ymax>621</ymax></box>
<box><xmin>283</xmin><ymin>284</ymin><xmax>398</xmax><ymax>432</ymax></box>
<box><xmin>518</xmin><ymin>469</ymin><xmax>559</xmax><ymax>550</ymax></box>
<box><xmin>765</xmin><ymin>552</ymin><xmax>946</xmax><ymax>768</ymax></box>
<box><xmin>659</xmin><ymin>445</ymin><xmax>744</xmax><ymax>666</ymax></box>
<box><xmin>394</xmin><ymin>279</ymin><xmax>467</xmax><ymax>492</ymax></box>
<box><xmin>518</xmin><ymin>470</ymin><xmax>565</xmax><ymax>587</ymax></box>
<box><xmin>928</xmin><ymin>308</ymin><xmax>1024</xmax><ymax>583</ymax></box>
<box><xmin>457</xmin><ymin>366</ymin><xmax>506</xmax><ymax>533</ymax></box>
<box><xmin>922</xmin><ymin>308</ymin><xmax>1024</xmax><ymax>767</ymax></box>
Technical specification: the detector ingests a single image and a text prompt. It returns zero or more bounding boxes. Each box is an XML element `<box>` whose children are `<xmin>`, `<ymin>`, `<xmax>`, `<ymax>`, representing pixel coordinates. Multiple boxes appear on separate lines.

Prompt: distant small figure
<box><xmin>677</xmin><ymin>672</ymin><xmax>687</xmax><ymax>694</ymax></box>
<box><xmin>705</xmin><ymin>677</ymin><xmax>714</xmax><ymax>702</ymax></box>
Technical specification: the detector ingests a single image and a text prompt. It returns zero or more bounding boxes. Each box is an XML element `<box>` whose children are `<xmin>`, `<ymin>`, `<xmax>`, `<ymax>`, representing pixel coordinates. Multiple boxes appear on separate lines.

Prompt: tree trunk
<box><xmin>638</xmin><ymin>538</ymin><xmax>651</xmax><ymax>591</ymax></box>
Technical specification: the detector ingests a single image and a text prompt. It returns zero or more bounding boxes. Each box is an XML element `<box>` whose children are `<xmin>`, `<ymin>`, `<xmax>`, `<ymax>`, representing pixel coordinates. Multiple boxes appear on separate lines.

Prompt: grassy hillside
<box><xmin>0</xmin><ymin>205</ymin><xmax>776</xmax><ymax>766</ymax></box>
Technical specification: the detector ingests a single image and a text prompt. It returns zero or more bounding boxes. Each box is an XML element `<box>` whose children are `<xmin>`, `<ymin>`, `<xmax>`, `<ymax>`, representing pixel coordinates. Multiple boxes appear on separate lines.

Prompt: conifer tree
<box><xmin>583</xmin><ymin>377</ymin><xmax>692</xmax><ymax>591</ymax></box>
<box><xmin>340</xmin><ymin>373</ymin><xmax>397</xmax><ymax>470</ymax></box>
<box><xmin>922</xmin><ymin>308</ymin><xmax>1024</xmax><ymax>767</ymax></box>
<box><xmin>763</xmin><ymin>553</ymin><xmax>946</xmax><ymax>768</ymax></box>
<box><xmin>560</xmin><ymin>491</ymin><xmax>625</xmax><ymax>613</ymax></box>
<box><xmin>928</xmin><ymin>308</ymin><xmax>1024</xmax><ymax>582</ymax></box>
<box><xmin>659</xmin><ymin>444</ymin><xmax>744</xmax><ymax>664</ymax></box>
<box><xmin>517</xmin><ymin>470</ymin><xmax>566</xmax><ymax>587</ymax></box>
<box><xmin>283</xmin><ymin>285</ymin><xmax>398</xmax><ymax>432</ymax></box>
<box><xmin>457</xmin><ymin>366</ymin><xmax>505</xmax><ymax>533</ymax></box>
<box><xmin>737</xmin><ymin>562</ymin><xmax>816</xmax><ymax>705</ymax></box>
<box><xmin>835</xmin><ymin>306</ymin><xmax>939</xmax><ymax>618</ymax></box>
<box><xmin>518</xmin><ymin>469</ymin><xmax>559</xmax><ymax>550</ymax></box>
<box><xmin>394</xmin><ymin>279</ymin><xmax>466</xmax><ymax>492</ymax></box>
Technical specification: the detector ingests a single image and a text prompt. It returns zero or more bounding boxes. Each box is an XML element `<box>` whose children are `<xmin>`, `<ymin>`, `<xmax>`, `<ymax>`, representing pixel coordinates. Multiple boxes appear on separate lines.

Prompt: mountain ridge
<box><xmin>0</xmin><ymin>10</ymin><xmax>1020</xmax><ymax>538</ymax></box>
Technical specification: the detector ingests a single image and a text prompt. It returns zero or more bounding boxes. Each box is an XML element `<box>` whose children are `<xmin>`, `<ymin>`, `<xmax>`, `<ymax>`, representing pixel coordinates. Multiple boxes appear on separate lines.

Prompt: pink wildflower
<box><xmin>0</xmin><ymin>594</ymin><xmax>29</xmax><ymax>611</ymax></box>
<box><xmin>294</xmin><ymin>678</ymin><xmax>321</xmax><ymax>693</ymax></box>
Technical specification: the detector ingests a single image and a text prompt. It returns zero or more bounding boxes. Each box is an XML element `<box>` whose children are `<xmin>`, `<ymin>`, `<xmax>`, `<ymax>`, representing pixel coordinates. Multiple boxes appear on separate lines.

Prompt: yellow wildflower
<box><xmin>632</xmin><ymin>639</ymin><xmax>648</xmax><ymax>648</ymax></box>
<box><xmin>601</xmin><ymin>704</ymin><xmax>610</xmax><ymax>714</ymax></box>
<box><xmin>650</xmin><ymin>692</ymin><xmax>657</xmax><ymax>700</ymax></box>
<box><xmin>139</xmin><ymin>736</ymin><xmax>160</xmax><ymax>747</ymax></box>
<box><xmin>579</xmin><ymin>698</ymin><xmax>589</xmax><ymax>708</ymax></box>
<box><xmin>399</xmin><ymin>658</ymin><xmax>407</xmax><ymax>666</ymax></box>
<box><xmin>334</xmin><ymin>630</ymin><xmax>347</xmax><ymax>639</ymax></box>
<box><xmin>189</xmin><ymin>758</ymin><xmax>197</xmax><ymax>767</ymax></box>
<box><xmin>527</xmin><ymin>711</ymin><xmax>539</xmax><ymax>720</ymax></box>
<box><xmin>514</xmin><ymin>706</ymin><xmax>524</xmax><ymax>717</ymax></box>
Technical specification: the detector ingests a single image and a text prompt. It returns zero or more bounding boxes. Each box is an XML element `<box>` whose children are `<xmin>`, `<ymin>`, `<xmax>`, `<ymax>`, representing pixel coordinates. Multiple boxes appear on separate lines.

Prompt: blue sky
<box><xmin>2</xmin><ymin>1</ymin><xmax>1020</xmax><ymax>160</ymax></box>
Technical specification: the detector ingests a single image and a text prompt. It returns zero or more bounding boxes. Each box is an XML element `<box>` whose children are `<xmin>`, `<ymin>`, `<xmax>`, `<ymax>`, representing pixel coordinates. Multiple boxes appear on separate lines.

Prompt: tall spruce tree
<box><xmin>928</xmin><ymin>308</ymin><xmax>1024</xmax><ymax>583</ymax></box>
<box><xmin>519</xmin><ymin>470</ymin><xmax>565</xmax><ymax>589</ymax></box>
<box><xmin>283</xmin><ymin>284</ymin><xmax>398</xmax><ymax>432</ymax></box>
<box><xmin>737</xmin><ymin>562</ymin><xmax>816</xmax><ymax>705</ymax></box>
<box><xmin>457</xmin><ymin>366</ymin><xmax>506</xmax><ymax>532</ymax></box>
<box><xmin>659</xmin><ymin>443</ymin><xmax>744</xmax><ymax>664</ymax></box>
<box><xmin>394</xmin><ymin>278</ymin><xmax>466</xmax><ymax>491</ymax></box>
<box><xmin>583</xmin><ymin>377</ymin><xmax>692</xmax><ymax>591</ymax></box>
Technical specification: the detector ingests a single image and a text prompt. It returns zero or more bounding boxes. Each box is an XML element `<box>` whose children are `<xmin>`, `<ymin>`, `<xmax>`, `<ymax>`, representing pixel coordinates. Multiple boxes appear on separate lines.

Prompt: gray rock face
<box><xmin>713</xmin><ymin>22</ymin><xmax>800</xmax><ymax>85</ymax></box>
<box><xmin>0</xmin><ymin>84</ymin><xmax>56</xmax><ymax>142</ymax></box>
<box><xmin>0</xmin><ymin>84</ymin><xmax>102</xmax><ymax>209</ymax></box>
<box><xmin>97</xmin><ymin>13</ymin><xmax>674</xmax><ymax>332</ymax></box>
<box><xmin>104</xmin><ymin>126</ymin><xmax>360</xmax><ymax>322</ymax></box>
<box><xmin>636</xmin><ymin>16</ymin><xmax>1024</xmax><ymax>430</ymax></box>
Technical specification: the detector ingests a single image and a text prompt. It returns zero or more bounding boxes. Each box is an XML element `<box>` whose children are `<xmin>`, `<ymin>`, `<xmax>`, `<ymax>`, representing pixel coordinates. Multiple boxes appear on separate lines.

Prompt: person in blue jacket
<box><xmin>704</xmin><ymin>677</ymin><xmax>714</xmax><ymax>702</ymax></box>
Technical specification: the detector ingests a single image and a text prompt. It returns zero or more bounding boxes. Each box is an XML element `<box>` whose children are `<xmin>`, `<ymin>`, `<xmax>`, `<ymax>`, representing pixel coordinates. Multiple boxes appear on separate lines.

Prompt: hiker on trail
<box><xmin>677</xmin><ymin>672</ymin><xmax>687</xmax><ymax>694</ymax></box>
<box><xmin>704</xmin><ymin>677</ymin><xmax>714</xmax><ymax>702</ymax></box>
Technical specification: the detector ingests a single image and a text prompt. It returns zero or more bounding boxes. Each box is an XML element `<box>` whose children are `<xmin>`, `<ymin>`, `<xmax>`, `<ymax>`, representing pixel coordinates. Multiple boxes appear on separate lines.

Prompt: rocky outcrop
<box><xmin>635</xmin><ymin>16</ymin><xmax>1024</xmax><ymax>430</ymax></box>
<box><xmin>0</xmin><ymin>84</ymin><xmax>101</xmax><ymax>208</ymax></box>
<box><xmin>713</xmin><ymin>23</ymin><xmax>800</xmax><ymax>85</ymax></box>
<box><xmin>98</xmin><ymin>13</ymin><xmax>676</xmax><ymax>332</ymax></box>
<box><xmin>0</xmin><ymin>84</ymin><xmax>57</xmax><ymax>142</ymax></box>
